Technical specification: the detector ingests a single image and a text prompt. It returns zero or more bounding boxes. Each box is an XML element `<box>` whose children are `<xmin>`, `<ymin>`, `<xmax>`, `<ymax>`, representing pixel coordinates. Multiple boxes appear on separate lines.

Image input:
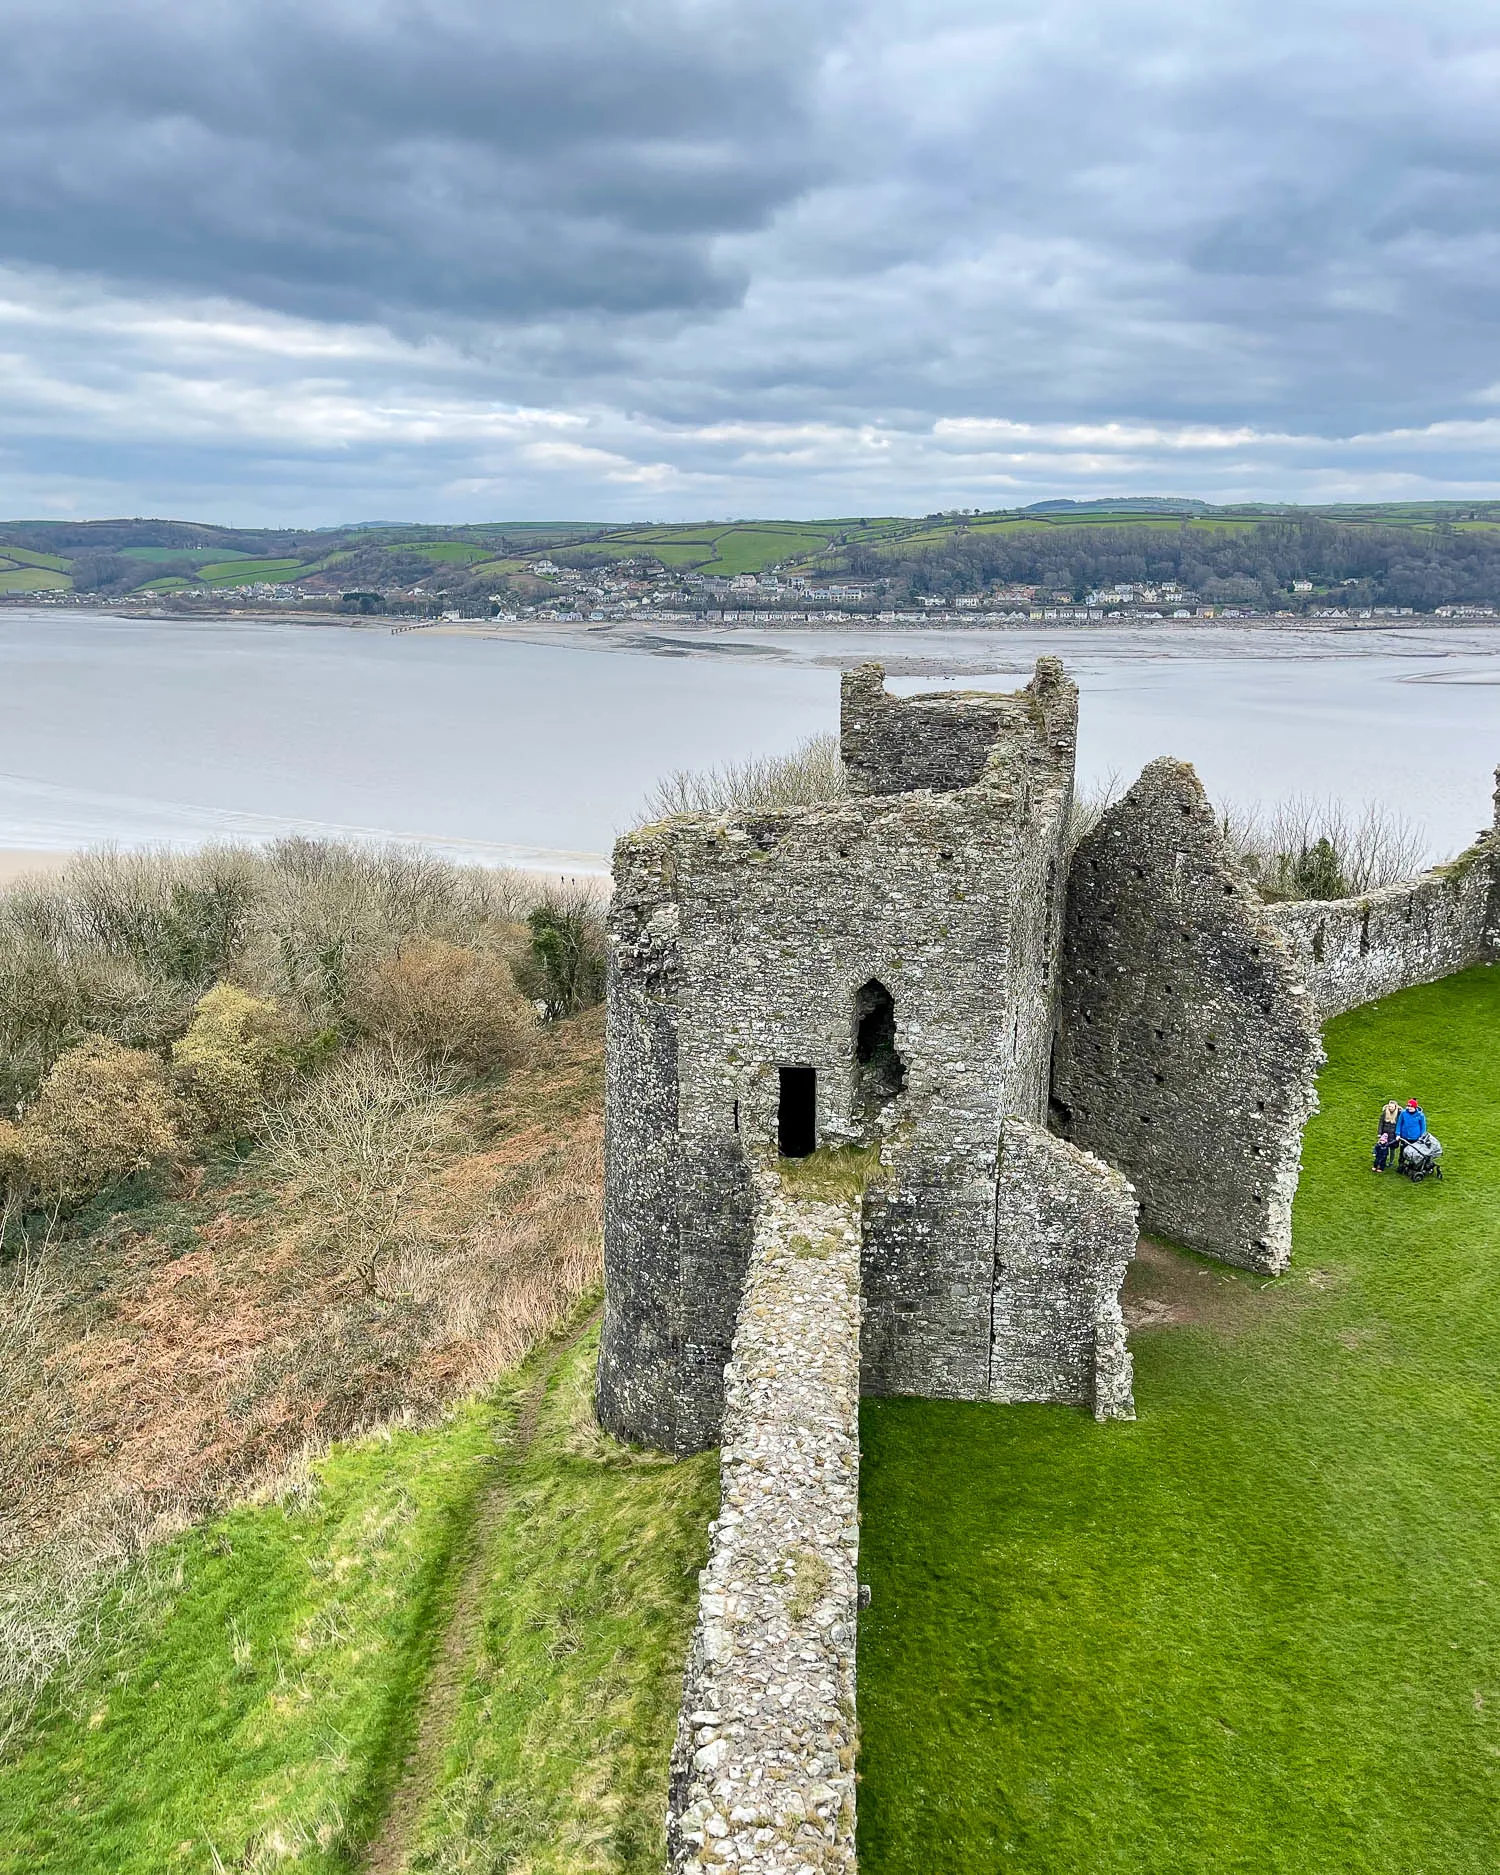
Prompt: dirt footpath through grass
<box><xmin>362</xmin><ymin>1305</ymin><xmax>602</xmax><ymax>1875</ymax></box>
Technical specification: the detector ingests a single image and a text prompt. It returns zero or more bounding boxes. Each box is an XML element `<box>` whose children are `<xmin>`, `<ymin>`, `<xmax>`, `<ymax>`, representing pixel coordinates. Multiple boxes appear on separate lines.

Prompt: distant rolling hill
<box><xmin>3</xmin><ymin>501</ymin><xmax>1500</xmax><ymax>612</ymax></box>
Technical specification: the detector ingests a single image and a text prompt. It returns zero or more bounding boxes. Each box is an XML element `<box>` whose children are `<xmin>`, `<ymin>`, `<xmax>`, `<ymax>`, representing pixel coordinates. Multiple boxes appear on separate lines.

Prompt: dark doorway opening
<box><xmin>854</xmin><ymin>979</ymin><xmax>906</xmax><ymax>1115</ymax></box>
<box><xmin>778</xmin><ymin>1065</ymin><xmax>817</xmax><ymax>1158</ymax></box>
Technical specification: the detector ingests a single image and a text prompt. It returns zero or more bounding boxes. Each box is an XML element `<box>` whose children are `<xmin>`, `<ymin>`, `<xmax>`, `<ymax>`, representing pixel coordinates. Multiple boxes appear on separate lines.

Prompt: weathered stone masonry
<box><xmin>1050</xmin><ymin>757</ymin><xmax>1500</xmax><ymax>1275</ymax></box>
<box><xmin>667</xmin><ymin>1179</ymin><xmax>862</xmax><ymax>1874</ymax></box>
<box><xmin>1053</xmin><ymin>759</ymin><xmax>1323</xmax><ymax>1275</ymax></box>
<box><xmin>599</xmin><ymin>649</ymin><xmax>1497</xmax><ymax>1872</ymax></box>
<box><xmin>600</xmin><ymin>660</ymin><xmax>1089</xmax><ymax>1454</ymax></box>
<box><xmin>992</xmin><ymin>1120</ymin><xmax>1136</xmax><ymax>1418</ymax></box>
<box><xmin>1263</xmin><ymin>783</ymin><xmax>1500</xmax><ymax>1019</ymax></box>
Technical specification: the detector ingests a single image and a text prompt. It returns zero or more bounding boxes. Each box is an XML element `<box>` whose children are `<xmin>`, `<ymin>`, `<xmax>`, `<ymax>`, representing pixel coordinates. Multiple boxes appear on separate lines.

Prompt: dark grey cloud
<box><xmin>4</xmin><ymin>0</ymin><xmax>1500</xmax><ymax>519</ymax></box>
<box><xmin>1</xmin><ymin>0</ymin><xmax>837</xmax><ymax>320</ymax></box>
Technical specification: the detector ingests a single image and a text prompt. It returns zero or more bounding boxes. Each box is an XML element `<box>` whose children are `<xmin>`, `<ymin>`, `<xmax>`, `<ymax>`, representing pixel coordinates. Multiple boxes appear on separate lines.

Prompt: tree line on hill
<box><xmin>834</xmin><ymin>519</ymin><xmax>1500</xmax><ymax>610</ymax></box>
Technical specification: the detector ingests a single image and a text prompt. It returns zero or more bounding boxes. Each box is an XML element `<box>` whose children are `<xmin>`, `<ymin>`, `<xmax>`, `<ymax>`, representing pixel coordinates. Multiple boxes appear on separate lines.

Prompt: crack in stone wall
<box><xmin>667</xmin><ymin>1177</ymin><xmax>862</xmax><ymax>1875</ymax></box>
<box><xmin>1053</xmin><ymin>758</ymin><xmax>1323</xmax><ymax>1274</ymax></box>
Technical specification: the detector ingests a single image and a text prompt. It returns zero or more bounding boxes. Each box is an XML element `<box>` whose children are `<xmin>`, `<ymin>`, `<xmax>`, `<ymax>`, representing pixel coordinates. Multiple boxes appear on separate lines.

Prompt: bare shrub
<box><xmin>0</xmin><ymin>841</ymin><xmax>545</xmax><ymax>1105</ymax></box>
<box><xmin>1218</xmin><ymin>797</ymin><xmax>1435</xmax><ymax>901</ymax></box>
<box><xmin>0</xmin><ymin>940</ymin><xmax>195</xmax><ymax>1112</ymax></box>
<box><xmin>65</xmin><ymin>846</ymin><xmax>262</xmax><ymax>984</ymax></box>
<box><xmin>639</xmin><ymin>732</ymin><xmax>847</xmax><ymax>822</ymax></box>
<box><xmin>5</xmin><ymin>1038</ymin><xmax>183</xmax><ymax>1206</ymax></box>
<box><xmin>261</xmin><ymin>1048</ymin><xmax>462</xmax><ymax>1289</ymax></box>
<box><xmin>1067</xmin><ymin>771</ymin><xmax>1122</xmax><ymax>855</ymax></box>
<box><xmin>244</xmin><ymin>839</ymin><xmax>534</xmax><ymax>1019</ymax></box>
<box><xmin>172</xmin><ymin>983</ymin><xmax>299</xmax><ymax>1136</ymax></box>
<box><xmin>346</xmin><ymin>941</ymin><xmax>535</xmax><ymax>1071</ymax></box>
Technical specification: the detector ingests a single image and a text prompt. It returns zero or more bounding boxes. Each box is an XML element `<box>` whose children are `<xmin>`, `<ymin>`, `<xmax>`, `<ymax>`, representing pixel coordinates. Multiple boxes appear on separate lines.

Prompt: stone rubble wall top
<box><xmin>667</xmin><ymin>1175</ymin><xmax>863</xmax><ymax>1874</ymax></box>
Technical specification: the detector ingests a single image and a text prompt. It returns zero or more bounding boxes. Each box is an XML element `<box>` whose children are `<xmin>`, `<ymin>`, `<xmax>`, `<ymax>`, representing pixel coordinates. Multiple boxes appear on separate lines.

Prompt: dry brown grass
<box><xmin>0</xmin><ymin>1007</ymin><xmax>605</xmax><ymax>1734</ymax></box>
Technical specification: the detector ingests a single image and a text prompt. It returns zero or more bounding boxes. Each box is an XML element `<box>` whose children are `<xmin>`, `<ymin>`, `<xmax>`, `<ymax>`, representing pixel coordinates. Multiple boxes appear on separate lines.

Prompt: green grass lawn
<box><xmin>0</xmin><ymin>1400</ymin><xmax>502</xmax><ymax>1873</ymax></box>
<box><xmin>857</xmin><ymin>964</ymin><xmax>1500</xmax><ymax>1874</ymax></box>
<box><xmin>0</xmin><ymin>1325</ymin><xmax>714</xmax><ymax>1874</ymax></box>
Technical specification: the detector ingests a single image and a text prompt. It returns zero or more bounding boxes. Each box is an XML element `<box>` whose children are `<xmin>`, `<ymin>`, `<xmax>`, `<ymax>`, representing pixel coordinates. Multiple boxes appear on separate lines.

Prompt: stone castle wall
<box><xmin>667</xmin><ymin>1178</ymin><xmax>862</xmax><ymax>1875</ymax></box>
<box><xmin>599</xmin><ymin>662</ymin><xmax>1077</xmax><ymax>1452</ymax></box>
<box><xmin>1263</xmin><ymin>830</ymin><xmax>1499</xmax><ymax>1021</ymax></box>
<box><xmin>1053</xmin><ymin>758</ymin><xmax>1323</xmax><ymax>1274</ymax></box>
<box><xmin>990</xmin><ymin>1119</ymin><xmax>1138</xmax><ymax>1418</ymax></box>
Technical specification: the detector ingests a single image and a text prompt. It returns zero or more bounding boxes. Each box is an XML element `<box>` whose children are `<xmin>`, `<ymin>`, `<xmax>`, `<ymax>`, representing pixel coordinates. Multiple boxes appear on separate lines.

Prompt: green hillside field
<box><xmin>117</xmin><ymin>548</ymin><xmax>256</xmax><ymax>563</ymax></box>
<box><xmin>8</xmin><ymin>502</ymin><xmax>1500</xmax><ymax>605</ymax></box>
<box><xmin>0</xmin><ymin>568</ymin><xmax>69</xmax><ymax>593</ymax></box>
<box><xmin>198</xmin><ymin>558</ymin><xmax>313</xmax><ymax>586</ymax></box>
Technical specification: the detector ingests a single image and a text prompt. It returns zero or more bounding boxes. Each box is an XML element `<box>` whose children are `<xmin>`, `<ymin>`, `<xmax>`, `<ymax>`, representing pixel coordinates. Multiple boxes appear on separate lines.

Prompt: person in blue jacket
<box><xmin>1394</xmin><ymin>1098</ymin><xmax>1427</xmax><ymax>1165</ymax></box>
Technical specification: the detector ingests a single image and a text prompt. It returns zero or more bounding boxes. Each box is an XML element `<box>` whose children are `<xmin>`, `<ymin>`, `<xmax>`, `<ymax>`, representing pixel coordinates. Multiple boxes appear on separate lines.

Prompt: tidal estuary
<box><xmin>1</xmin><ymin>611</ymin><xmax>1497</xmax><ymax>871</ymax></box>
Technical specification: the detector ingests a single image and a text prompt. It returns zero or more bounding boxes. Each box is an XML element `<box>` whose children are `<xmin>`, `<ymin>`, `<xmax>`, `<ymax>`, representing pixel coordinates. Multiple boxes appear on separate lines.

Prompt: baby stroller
<box><xmin>1400</xmin><ymin>1133</ymin><xmax>1443</xmax><ymax>1182</ymax></box>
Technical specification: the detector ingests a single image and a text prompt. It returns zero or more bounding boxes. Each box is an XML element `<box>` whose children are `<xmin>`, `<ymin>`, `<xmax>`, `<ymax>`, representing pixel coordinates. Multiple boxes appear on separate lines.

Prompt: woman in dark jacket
<box><xmin>1374</xmin><ymin>1099</ymin><xmax>1400</xmax><ymax>1171</ymax></box>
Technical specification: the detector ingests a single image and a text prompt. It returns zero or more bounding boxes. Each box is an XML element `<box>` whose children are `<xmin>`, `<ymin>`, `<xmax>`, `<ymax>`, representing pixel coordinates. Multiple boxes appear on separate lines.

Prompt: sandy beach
<box><xmin>0</xmin><ymin>849</ymin><xmax>73</xmax><ymax>884</ymax></box>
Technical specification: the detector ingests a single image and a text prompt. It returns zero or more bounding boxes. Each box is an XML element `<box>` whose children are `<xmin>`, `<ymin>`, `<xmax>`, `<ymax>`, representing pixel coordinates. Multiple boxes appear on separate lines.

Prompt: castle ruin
<box><xmin>594</xmin><ymin>658</ymin><xmax>1500</xmax><ymax>1873</ymax></box>
<box><xmin>599</xmin><ymin>658</ymin><xmax>1137</xmax><ymax>1458</ymax></box>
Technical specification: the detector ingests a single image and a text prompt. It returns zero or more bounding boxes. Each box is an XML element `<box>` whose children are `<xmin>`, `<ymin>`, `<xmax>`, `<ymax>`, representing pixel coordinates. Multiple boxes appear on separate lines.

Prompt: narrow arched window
<box><xmin>853</xmin><ymin>979</ymin><xmax>906</xmax><ymax>1115</ymax></box>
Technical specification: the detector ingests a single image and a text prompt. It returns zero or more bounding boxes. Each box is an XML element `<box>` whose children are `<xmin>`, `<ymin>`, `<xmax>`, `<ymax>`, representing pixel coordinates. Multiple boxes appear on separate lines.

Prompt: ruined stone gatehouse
<box><xmin>598</xmin><ymin>658</ymin><xmax>1137</xmax><ymax>1458</ymax></box>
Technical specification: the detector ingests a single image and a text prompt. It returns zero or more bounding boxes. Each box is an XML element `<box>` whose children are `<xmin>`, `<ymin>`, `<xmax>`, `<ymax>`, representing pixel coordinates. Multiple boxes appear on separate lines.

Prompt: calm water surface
<box><xmin>1</xmin><ymin>612</ymin><xmax>1496</xmax><ymax>869</ymax></box>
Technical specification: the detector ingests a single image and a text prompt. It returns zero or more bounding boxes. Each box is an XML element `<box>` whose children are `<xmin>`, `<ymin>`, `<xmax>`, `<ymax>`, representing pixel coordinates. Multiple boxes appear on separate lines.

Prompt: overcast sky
<box><xmin>5</xmin><ymin>0</ymin><xmax>1500</xmax><ymax>523</ymax></box>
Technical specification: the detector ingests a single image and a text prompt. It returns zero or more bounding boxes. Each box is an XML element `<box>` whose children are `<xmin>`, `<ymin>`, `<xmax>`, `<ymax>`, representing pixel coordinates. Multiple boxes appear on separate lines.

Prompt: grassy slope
<box><xmin>199</xmin><ymin>558</ymin><xmax>310</xmax><ymax>585</ymax></box>
<box><xmin>583</xmin><ymin>523</ymin><xmax>833</xmax><ymax>576</ymax></box>
<box><xmin>406</xmin><ymin>1330</ymin><xmax>717</xmax><ymax>1874</ymax></box>
<box><xmin>0</xmin><ymin>1326</ymin><xmax>714</xmax><ymax>1875</ymax></box>
<box><xmin>0</xmin><ymin>1009</ymin><xmax>606</xmax><ymax>1598</ymax></box>
<box><xmin>117</xmin><ymin>548</ymin><xmax>255</xmax><ymax>562</ymax></box>
<box><xmin>0</xmin><ymin>1397</ymin><xmax>504</xmax><ymax>1872</ymax></box>
<box><xmin>858</xmin><ymin>964</ymin><xmax>1500</xmax><ymax>1874</ymax></box>
<box><xmin>0</xmin><ymin>569</ymin><xmax>69</xmax><ymax>593</ymax></box>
